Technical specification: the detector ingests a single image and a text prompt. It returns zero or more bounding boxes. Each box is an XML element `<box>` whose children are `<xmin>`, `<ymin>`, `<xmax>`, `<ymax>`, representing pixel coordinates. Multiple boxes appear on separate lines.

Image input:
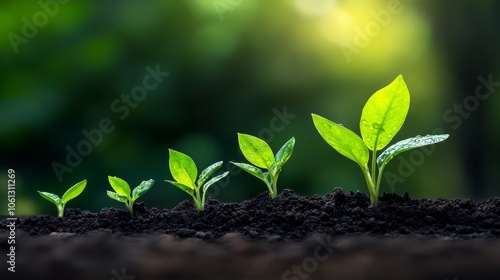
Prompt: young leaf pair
<box><xmin>166</xmin><ymin>149</ymin><xmax>229</xmax><ymax>211</ymax></box>
<box><xmin>231</xmin><ymin>133</ymin><xmax>295</xmax><ymax>199</ymax></box>
<box><xmin>38</xmin><ymin>179</ymin><xmax>87</xmax><ymax>217</ymax></box>
<box><xmin>312</xmin><ymin>75</ymin><xmax>449</xmax><ymax>206</ymax></box>
<box><xmin>107</xmin><ymin>176</ymin><xmax>155</xmax><ymax>214</ymax></box>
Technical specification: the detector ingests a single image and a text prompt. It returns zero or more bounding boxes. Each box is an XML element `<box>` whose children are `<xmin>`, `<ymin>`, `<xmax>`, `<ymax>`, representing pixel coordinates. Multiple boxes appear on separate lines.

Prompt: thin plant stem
<box><xmin>57</xmin><ymin>204</ymin><xmax>64</xmax><ymax>218</ymax></box>
<box><xmin>371</xmin><ymin>149</ymin><xmax>377</xmax><ymax>191</ymax></box>
<box><xmin>375</xmin><ymin>163</ymin><xmax>387</xmax><ymax>196</ymax></box>
<box><xmin>362</xmin><ymin>167</ymin><xmax>377</xmax><ymax>206</ymax></box>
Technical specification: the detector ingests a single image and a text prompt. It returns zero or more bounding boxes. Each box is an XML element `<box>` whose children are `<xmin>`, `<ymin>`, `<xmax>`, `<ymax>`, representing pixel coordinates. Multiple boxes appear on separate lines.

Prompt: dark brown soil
<box><xmin>2</xmin><ymin>188</ymin><xmax>500</xmax><ymax>280</ymax></box>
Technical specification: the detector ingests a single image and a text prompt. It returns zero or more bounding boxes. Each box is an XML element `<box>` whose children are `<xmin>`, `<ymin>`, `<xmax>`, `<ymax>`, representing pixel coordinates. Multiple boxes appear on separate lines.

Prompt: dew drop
<box><xmin>372</xmin><ymin>123</ymin><xmax>384</xmax><ymax>131</ymax></box>
<box><xmin>361</xmin><ymin>119</ymin><xmax>367</xmax><ymax>125</ymax></box>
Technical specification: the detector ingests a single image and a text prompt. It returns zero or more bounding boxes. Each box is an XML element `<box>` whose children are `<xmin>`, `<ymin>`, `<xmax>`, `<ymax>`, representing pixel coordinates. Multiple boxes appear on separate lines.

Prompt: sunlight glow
<box><xmin>294</xmin><ymin>0</ymin><xmax>337</xmax><ymax>16</ymax></box>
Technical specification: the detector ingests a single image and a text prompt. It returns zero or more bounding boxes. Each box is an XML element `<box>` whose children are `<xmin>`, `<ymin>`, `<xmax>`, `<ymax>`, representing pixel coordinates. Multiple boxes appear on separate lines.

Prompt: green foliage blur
<box><xmin>1</xmin><ymin>0</ymin><xmax>499</xmax><ymax>215</ymax></box>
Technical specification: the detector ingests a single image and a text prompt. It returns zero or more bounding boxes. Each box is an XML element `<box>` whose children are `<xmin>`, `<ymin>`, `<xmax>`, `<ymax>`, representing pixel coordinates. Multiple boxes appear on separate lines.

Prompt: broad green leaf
<box><xmin>131</xmin><ymin>179</ymin><xmax>154</xmax><ymax>200</ymax></box>
<box><xmin>360</xmin><ymin>75</ymin><xmax>410</xmax><ymax>151</ymax></box>
<box><xmin>377</xmin><ymin>134</ymin><xmax>450</xmax><ymax>169</ymax></box>
<box><xmin>108</xmin><ymin>176</ymin><xmax>131</xmax><ymax>198</ymax></box>
<box><xmin>237</xmin><ymin>133</ymin><xmax>274</xmax><ymax>169</ymax></box>
<box><xmin>274</xmin><ymin>137</ymin><xmax>295</xmax><ymax>171</ymax></box>
<box><xmin>62</xmin><ymin>179</ymin><xmax>87</xmax><ymax>204</ymax></box>
<box><xmin>312</xmin><ymin>114</ymin><xmax>369</xmax><ymax>168</ymax></box>
<box><xmin>37</xmin><ymin>191</ymin><xmax>61</xmax><ymax>205</ymax></box>
<box><xmin>202</xmin><ymin>171</ymin><xmax>229</xmax><ymax>193</ymax></box>
<box><xmin>106</xmin><ymin>191</ymin><xmax>128</xmax><ymax>203</ymax></box>
<box><xmin>168</xmin><ymin>149</ymin><xmax>197</xmax><ymax>189</ymax></box>
<box><xmin>198</xmin><ymin>161</ymin><xmax>223</xmax><ymax>187</ymax></box>
<box><xmin>165</xmin><ymin>180</ymin><xmax>195</xmax><ymax>196</ymax></box>
<box><xmin>231</xmin><ymin>162</ymin><xmax>271</xmax><ymax>186</ymax></box>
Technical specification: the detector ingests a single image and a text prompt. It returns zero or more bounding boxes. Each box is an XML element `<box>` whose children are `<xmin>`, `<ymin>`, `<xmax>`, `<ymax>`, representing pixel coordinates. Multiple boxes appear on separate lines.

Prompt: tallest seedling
<box><xmin>312</xmin><ymin>75</ymin><xmax>449</xmax><ymax>206</ymax></box>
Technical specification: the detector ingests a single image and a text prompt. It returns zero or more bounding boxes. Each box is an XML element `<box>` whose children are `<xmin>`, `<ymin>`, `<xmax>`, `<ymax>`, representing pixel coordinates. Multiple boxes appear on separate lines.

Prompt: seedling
<box><xmin>312</xmin><ymin>75</ymin><xmax>449</xmax><ymax>206</ymax></box>
<box><xmin>231</xmin><ymin>133</ymin><xmax>295</xmax><ymax>199</ymax></box>
<box><xmin>166</xmin><ymin>149</ymin><xmax>229</xmax><ymax>211</ymax></box>
<box><xmin>107</xmin><ymin>176</ymin><xmax>154</xmax><ymax>214</ymax></box>
<box><xmin>37</xmin><ymin>179</ymin><xmax>87</xmax><ymax>217</ymax></box>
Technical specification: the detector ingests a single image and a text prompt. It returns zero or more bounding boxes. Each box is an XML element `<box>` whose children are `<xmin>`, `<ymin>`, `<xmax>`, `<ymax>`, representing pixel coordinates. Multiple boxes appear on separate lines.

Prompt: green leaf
<box><xmin>377</xmin><ymin>134</ymin><xmax>450</xmax><ymax>169</ymax></box>
<box><xmin>269</xmin><ymin>161</ymin><xmax>279</xmax><ymax>179</ymax></box>
<box><xmin>263</xmin><ymin>171</ymin><xmax>271</xmax><ymax>186</ymax></box>
<box><xmin>360</xmin><ymin>74</ymin><xmax>410</xmax><ymax>151</ymax></box>
<box><xmin>231</xmin><ymin>162</ymin><xmax>271</xmax><ymax>186</ymax></box>
<box><xmin>131</xmin><ymin>179</ymin><xmax>154</xmax><ymax>200</ymax></box>
<box><xmin>202</xmin><ymin>171</ymin><xmax>229</xmax><ymax>193</ymax></box>
<box><xmin>106</xmin><ymin>191</ymin><xmax>128</xmax><ymax>203</ymax></box>
<box><xmin>198</xmin><ymin>161</ymin><xmax>223</xmax><ymax>187</ymax></box>
<box><xmin>274</xmin><ymin>137</ymin><xmax>295</xmax><ymax>171</ymax></box>
<box><xmin>61</xmin><ymin>179</ymin><xmax>87</xmax><ymax>204</ymax></box>
<box><xmin>165</xmin><ymin>180</ymin><xmax>195</xmax><ymax>197</ymax></box>
<box><xmin>237</xmin><ymin>133</ymin><xmax>275</xmax><ymax>169</ymax></box>
<box><xmin>168</xmin><ymin>149</ymin><xmax>197</xmax><ymax>189</ymax></box>
<box><xmin>312</xmin><ymin>114</ymin><xmax>369</xmax><ymax>168</ymax></box>
<box><xmin>37</xmin><ymin>191</ymin><xmax>61</xmax><ymax>205</ymax></box>
<box><xmin>108</xmin><ymin>176</ymin><xmax>131</xmax><ymax>198</ymax></box>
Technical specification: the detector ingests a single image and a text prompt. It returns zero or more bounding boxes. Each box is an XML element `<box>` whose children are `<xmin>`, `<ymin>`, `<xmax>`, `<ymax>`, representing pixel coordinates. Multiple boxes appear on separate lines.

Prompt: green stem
<box><xmin>57</xmin><ymin>203</ymin><xmax>65</xmax><ymax>218</ymax></box>
<box><xmin>270</xmin><ymin>173</ymin><xmax>280</xmax><ymax>199</ymax></box>
<box><xmin>127</xmin><ymin>200</ymin><xmax>134</xmax><ymax>215</ymax></box>
<box><xmin>194</xmin><ymin>187</ymin><xmax>203</xmax><ymax>211</ymax></box>
<box><xmin>201</xmin><ymin>189</ymin><xmax>207</xmax><ymax>211</ymax></box>
<box><xmin>371</xmin><ymin>149</ymin><xmax>377</xmax><ymax>189</ymax></box>
<box><xmin>362</xmin><ymin>166</ymin><xmax>377</xmax><ymax>206</ymax></box>
<box><xmin>375</xmin><ymin>163</ymin><xmax>387</xmax><ymax>196</ymax></box>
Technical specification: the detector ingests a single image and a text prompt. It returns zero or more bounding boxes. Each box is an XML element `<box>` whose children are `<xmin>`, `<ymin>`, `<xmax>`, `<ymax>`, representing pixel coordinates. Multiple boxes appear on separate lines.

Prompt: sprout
<box><xmin>312</xmin><ymin>75</ymin><xmax>449</xmax><ymax>206</ymax></box>
<box><xmin>231</xmin><ymin>133</ymin><xmax>295</xmax><ymax>198</ymax></box>
<box><xmin>107</xmin><ymin>176</ymin><xmax>154</xmax><ymax>214</ymax></box>
<box><xmin>37</xmin><ymin>179</ymin><xmax>87</xmax><ymax>217</ymax></box>
<box><xmin>166</xmin><ymin>149</ymin><xmax>229</xmax><ymax>211</ymax></box>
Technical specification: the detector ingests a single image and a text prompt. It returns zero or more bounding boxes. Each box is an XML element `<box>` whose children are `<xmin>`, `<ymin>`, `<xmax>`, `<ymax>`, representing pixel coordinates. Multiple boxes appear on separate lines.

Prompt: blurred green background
<box><xmin>1</xmin><ymin>0</ymin><xmax>499</xmax><ymax>215</ymax></box>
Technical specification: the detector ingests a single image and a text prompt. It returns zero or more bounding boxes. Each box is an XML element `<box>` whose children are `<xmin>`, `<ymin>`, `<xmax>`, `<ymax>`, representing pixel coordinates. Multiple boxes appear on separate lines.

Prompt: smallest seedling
<box><xmin>107</xmin><ymin>176</ymin><xmax>154</xmax><ymax>214</ymax></box>
<box><xmin>38</xmin><ymin>179</ymin><xmax>87</xmax><ymax>218</ymax></box>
